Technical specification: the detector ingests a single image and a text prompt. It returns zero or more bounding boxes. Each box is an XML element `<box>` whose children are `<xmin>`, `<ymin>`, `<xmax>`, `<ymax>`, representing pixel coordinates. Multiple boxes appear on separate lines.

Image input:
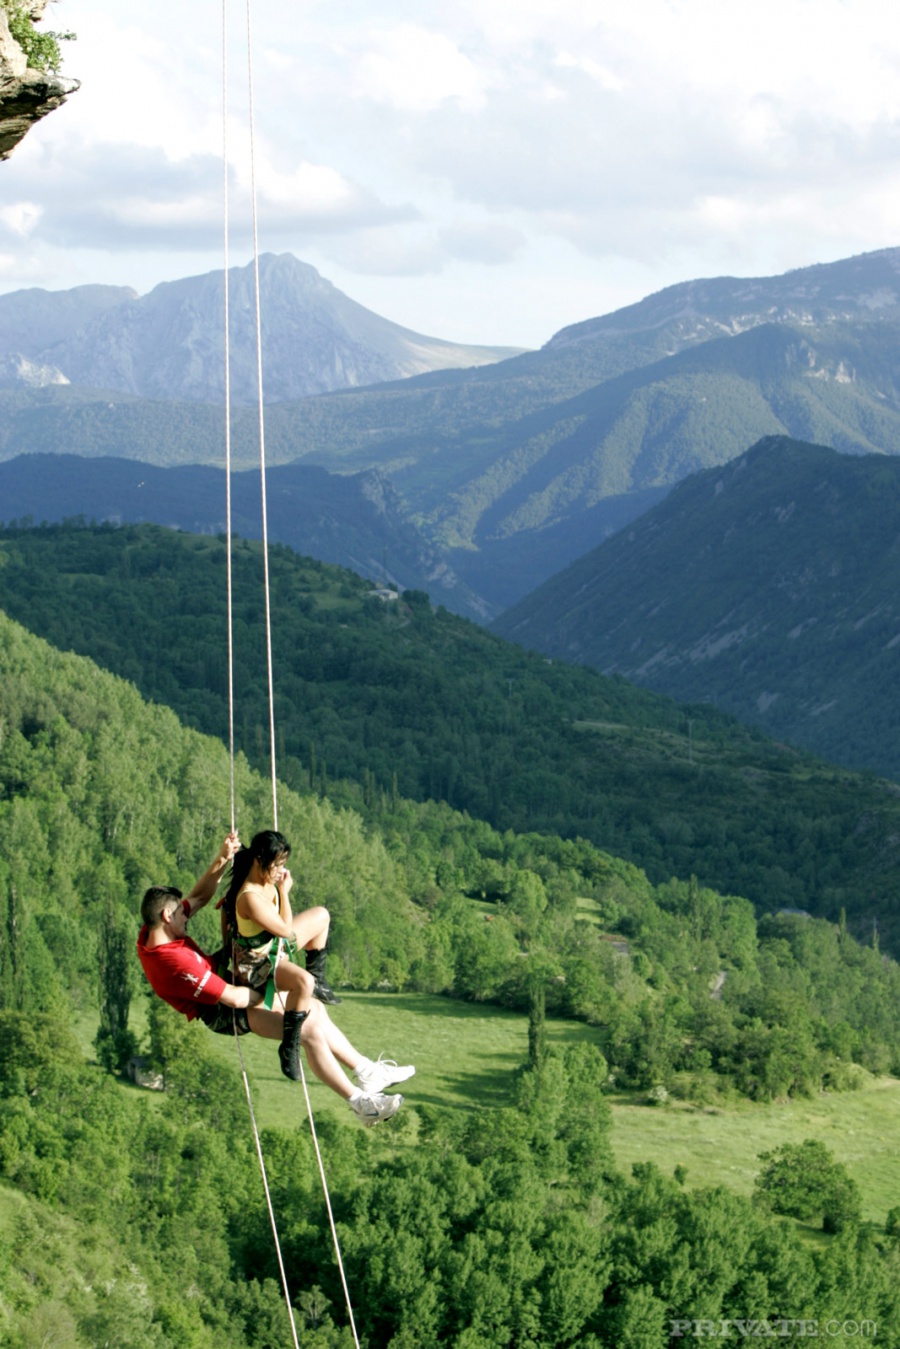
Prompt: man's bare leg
<box><xmin>315</xmin><ymin>1003</ymin><xmax>416</xmax><ymax>1094</ymax></box>
<box><xmin>314</xmin><ymin>1002</ymin><xmax>363</xmax><ymax>1071</ymax></box>
<box><xmin>247</xmin><ymin>997</ymin><xmax>353</xmax><ymax>1099</ymax></box>
<box><xmin>246</xmin><ymin>992</ymin><xmax>411</xmax><ymax>1110</ymax></box>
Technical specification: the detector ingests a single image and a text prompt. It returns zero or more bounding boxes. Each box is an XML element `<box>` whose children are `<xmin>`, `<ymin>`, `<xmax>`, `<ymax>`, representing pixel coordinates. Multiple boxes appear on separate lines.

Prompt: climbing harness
<box><xmin>221</xmin><ymin>4</ymin><xmax>360</xmax><ymax>1346</ymax></box>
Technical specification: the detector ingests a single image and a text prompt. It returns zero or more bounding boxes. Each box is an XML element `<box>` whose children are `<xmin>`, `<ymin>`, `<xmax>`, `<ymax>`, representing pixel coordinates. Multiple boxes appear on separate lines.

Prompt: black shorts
<box><xmin>196</xmin><ymin>999</ymin><xmax>251</xmax><ymax>1036</ymax></box>
<box><xmin>195</xmin><ymin>950</ymin><xmax>251</xmax><ymax>1036</ymax></box>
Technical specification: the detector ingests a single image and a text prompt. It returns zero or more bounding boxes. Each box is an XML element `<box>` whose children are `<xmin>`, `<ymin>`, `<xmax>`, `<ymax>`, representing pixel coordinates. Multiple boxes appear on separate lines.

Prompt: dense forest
<box><xmin>3</xmin><ymin>607</ymin><xmax>900</xmax><ymax>1344</ymax></box>
<box><xmin>3</xmin><ymin>521</ymin><xmax>900</xmax><ymax>950</ymax></box>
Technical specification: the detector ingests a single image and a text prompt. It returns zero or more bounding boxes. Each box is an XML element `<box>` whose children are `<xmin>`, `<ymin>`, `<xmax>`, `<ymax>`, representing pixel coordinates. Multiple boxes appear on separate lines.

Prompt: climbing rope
<box><xmin>222</xmin><ymin>4</ymin><xmax>361</xmax><ymax>1345</ymax></box>
<box><xmin>223</xmin><ymin>4</ymin><xmax>301</xmax><ymax>1343</ymax></box>
<box><xmin>271</xmin><ymin>981</ymin><xmax>363</xmax><ymax>1349</ymax></box>
<box><xmin>243</xmin><ymin>0</ymin><xmax>279</xmax><ymax>828</ymax></box>
<box><xmin>233</xmin><ymin>1029</ymin><xmax>303</xmax><ymax>1349</ymax></box>
<box><xmin>222</xmin><ymin>0</ymin><xmax>236</xmax><ymax>836</ymax></box>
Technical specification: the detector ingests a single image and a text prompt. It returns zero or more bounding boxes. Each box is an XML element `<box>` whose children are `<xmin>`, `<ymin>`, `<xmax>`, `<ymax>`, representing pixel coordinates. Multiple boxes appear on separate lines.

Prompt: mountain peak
<box><xmin>1</xmin><ymin>254</ymin><xmax>525</xmax><ymax>404</ymax></box>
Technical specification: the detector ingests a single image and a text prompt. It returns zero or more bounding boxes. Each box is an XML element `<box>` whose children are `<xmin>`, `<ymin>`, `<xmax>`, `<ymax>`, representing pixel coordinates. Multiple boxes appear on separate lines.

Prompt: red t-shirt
<box><xmin>137</xmin><ymin>927</ymin><xmax>227</xmax><ymax>1020</ymax></box>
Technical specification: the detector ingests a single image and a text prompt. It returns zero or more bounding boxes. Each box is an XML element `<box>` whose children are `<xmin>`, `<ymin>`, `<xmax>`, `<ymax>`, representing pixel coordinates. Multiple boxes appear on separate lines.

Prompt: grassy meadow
<box><xmin>84</xmin><ymin>991</ymin><xmax>900</xmax><ymax>1228</ymax></box>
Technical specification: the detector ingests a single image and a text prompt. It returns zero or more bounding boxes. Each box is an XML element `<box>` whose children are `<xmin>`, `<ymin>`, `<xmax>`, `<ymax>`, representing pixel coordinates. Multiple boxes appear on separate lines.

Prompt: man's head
<box><xmin>141</xmin><ymin>885</ymin><xmax>186</xmax><ymax>931</ymax></box>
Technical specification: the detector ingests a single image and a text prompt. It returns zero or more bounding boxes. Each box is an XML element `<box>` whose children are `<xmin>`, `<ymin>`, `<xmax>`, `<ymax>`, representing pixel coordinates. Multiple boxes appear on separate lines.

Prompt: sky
<box><xmin>3</xmin><ymin>0</ymin><xmax>900</xmax><ymax>348</ymax></box>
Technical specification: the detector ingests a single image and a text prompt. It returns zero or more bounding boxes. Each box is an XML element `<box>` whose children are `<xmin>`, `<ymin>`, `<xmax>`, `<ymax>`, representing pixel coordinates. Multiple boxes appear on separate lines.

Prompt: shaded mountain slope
<box><xmin>494</xmin><ymin>436</ymin><xmax>900</xmax><ymax>778</ymax></box>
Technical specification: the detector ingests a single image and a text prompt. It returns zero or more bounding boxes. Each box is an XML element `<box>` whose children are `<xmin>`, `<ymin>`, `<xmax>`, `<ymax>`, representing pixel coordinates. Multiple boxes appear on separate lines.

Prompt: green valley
<box><xmin>3</xmin><ymin>519</ymin><xmax>900</xmax><ymax>949</ymax></box>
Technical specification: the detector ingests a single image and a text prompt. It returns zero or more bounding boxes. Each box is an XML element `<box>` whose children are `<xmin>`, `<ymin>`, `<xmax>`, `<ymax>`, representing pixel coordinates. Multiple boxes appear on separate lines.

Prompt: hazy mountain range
<box><xmin>0</xmin><ymin>253</ymin><xmax>523</xmax><ymax>403</ymax></box>
<box><xmin>494</xmin><ymin>435</ymin><xmax>900</xmax><ymax>779</ymax></box>
<box><xmin>0</xmin><ymin>452</ymin><xmax>492</xmax><ymax>620</ymax></box>
<box><xmin>3</xmin><ymin>247</ymin><xmax>900</xmax><ymax>610</ymax></box>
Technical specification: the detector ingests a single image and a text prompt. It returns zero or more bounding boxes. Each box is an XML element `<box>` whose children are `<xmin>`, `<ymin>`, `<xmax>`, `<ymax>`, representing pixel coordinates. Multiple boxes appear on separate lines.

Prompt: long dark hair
<box><xmin>218</xmin><ymin>829</ymin><xmax>291</xmax><ymax>933</ymax></box>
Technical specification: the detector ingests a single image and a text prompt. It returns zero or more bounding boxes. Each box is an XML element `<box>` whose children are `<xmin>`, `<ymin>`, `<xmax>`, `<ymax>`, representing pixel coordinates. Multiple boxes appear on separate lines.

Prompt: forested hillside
<box><xmin>493</xmin><ymin>436</ymin><xmax>900</xmax><ymax>779</ymax></box>
<box><xmin>3</xmin><ymin>606</ymin><xmax>900</xmax><ymax>1343</ymax></box>
<box><xmin>3</xmin><ymin>520</ymin><xmax>900</xmax><ymax>951</ymax></box>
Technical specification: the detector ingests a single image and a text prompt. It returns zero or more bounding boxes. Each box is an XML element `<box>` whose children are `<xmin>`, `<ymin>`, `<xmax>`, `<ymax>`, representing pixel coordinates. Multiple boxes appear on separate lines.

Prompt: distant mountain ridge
<box><xmin>5</xmin><ymin>247</ymin><xmax>900</xmax><ymax>609</ymax></box>
<box><xmin>0</xmin><ymin>254</ymin><xmax>523</xmax><ymax>403</ymax></box>
<box><xmin>493</xmin><ymin>435</ymin><xmax>900</xmax><ymax>779</ymax></box>
<box><xmin>0</xmin><ymin>452</ymin><xmax>494</xmax><ymax>620</ymax></box>
<box><xmin>549</xmin><ymin>248</ymin><xmax>900</xmax><ymax>347</ymax></box>
<box><xmin>0</xmin><ymin>283</ymin><xmax>135</xmax><ymax>360</ymax></box>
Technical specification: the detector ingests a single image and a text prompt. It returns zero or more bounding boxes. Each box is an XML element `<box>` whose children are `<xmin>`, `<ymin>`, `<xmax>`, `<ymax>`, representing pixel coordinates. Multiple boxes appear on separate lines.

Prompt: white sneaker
<box><xmin>355</xmin><ymin>1054</ymin><xmax>416</xmax><ymax>1095</ymax></box>
<box><xmin>348</xmin><ymin>1092</ymin><xmax>404</xmax><ymax>1127</ymax></box>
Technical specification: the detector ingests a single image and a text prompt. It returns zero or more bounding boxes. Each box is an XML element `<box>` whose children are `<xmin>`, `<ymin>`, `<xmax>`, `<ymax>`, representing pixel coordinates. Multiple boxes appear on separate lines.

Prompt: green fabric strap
<box><xmin>263</xmin><ymin>937</ymin><xmax>287</xmax><ymax>1008</ymax></box>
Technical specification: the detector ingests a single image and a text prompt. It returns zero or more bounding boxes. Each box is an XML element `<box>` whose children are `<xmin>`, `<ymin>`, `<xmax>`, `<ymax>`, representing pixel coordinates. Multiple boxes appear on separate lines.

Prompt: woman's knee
<box><xmin>293</xmin><ymin>906</ymin><xmax>330</xmax><ymax>943</ymax></box>
<box><xmin>276</xmin><ymin>962</ymin><xmax>315</xmax><ymax>997</ymax></box>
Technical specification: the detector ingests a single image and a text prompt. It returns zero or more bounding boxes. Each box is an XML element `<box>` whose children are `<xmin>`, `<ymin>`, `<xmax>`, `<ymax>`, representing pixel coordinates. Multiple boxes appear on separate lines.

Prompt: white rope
<box><xmin>223</xmin><ymin>0</ymin><xmax>236</xmax><ymax>835</ymax></box>
<box><xmin>272</xmin><ymin>981</ymin><xmax>363</xmax><ymax>1349</ymax></box>
<box><xmin>243</xmin><ymin>0</ymin><xmax>279</xmax><ymax>829</ymax></box>
<box><xmin>232</xmin><ymin>1023</ymin><xmax>302</xmax><ymax>1349</ymax></box>
<box><xmin>224</xmin><ymin>6</ymin><xmax>297</xmax><ymax>1346</ymax></box>
<box><xmin>221</xmin><ymin>5</ymin><xmax>362</xmax><ymax>1345</ymax></box>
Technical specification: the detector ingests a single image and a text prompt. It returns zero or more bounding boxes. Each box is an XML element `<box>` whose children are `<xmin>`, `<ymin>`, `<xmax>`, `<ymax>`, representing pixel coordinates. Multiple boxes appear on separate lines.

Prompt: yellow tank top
<box><xmin>236</xmin><ymin>885</ymin><xmax>279</xmax><ymax>939</ymax></box>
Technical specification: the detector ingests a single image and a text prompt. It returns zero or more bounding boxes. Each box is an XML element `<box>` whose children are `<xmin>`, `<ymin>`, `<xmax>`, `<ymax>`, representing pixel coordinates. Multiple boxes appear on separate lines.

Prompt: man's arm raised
<box><xmin>184</xmin><ymin>831</ymin><xmax>241</xmax><ymax>916</ymax></box>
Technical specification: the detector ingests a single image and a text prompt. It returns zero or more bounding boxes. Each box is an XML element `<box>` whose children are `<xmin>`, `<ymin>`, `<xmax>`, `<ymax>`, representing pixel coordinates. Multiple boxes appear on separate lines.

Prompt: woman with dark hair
<box><xmin>220</xmin><ymin>828</ymin><xmax>342</xmax><ymax>1007</ymax></box>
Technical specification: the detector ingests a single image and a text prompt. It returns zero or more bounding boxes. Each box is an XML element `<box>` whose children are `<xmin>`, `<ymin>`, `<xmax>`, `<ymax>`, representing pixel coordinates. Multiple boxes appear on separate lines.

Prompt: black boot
<box><xmin>278</xmin><ymin>1009</ymin><xmax>308</xmax><ymax>1080</ymax></box>
<box><xmin>306</xmin><ymin>947</ymin><xmax>342</xmax><ymax>1005</ymax></box>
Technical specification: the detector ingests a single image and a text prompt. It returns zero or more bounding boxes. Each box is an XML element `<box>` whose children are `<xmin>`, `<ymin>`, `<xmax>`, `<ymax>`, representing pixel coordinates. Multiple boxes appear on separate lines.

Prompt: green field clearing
<box><xmin>201</xmin><ymin>991</ymin><xmax>602</xmax><ymax>1126</ymax></box>
<box><xmin>608</xmin><ymin>1082</ymin><xmax>900</xmax><ymax>1224</ymax></box>
<box><xmin>80</xmin><ymin>992</ymin><xmax>900</xmax><ymax>1225</ymax></box>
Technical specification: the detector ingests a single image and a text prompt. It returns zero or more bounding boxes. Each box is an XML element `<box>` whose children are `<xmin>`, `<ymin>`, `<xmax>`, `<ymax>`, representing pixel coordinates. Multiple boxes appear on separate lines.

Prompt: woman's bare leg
<box><xmin>274</xmin><ymin>958</ymin><xmax>316</xmax><ymax>999</ymax></box>
<box><xmin>290</xmin><ymin>905</ymin><xmax>330</xmax><ymax>951</ymax></box>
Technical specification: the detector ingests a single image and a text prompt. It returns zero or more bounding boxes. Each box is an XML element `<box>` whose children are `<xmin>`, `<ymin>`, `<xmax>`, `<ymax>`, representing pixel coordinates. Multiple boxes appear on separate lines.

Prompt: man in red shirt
<box><xmin>138</xmin><ymin>832</ymin><xmax>413</xmax><ymax>1126</ymax></box>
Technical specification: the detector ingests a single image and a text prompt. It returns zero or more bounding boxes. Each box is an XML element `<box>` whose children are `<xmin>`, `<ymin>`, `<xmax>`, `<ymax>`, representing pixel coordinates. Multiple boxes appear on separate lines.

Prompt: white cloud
<box><xmin>319</xmin><ymin>226</ymin><xmax>448</xmax><ymax>278</ymax></box>
<box><xmin>0</xmin><ymin>202</ymin><xmax>44</xmax><ymax>237</ymax></box>
<box><xmin>554</xmin><ymin>51</ymin><xmax>626</xmax><ymax>93</ymax></box>
<box><xmin>4</xmin><ymin>0</ymin><xmax>900</xmax><ymax>346</ymax></box>
<box><xmin>356</xmin><ymin>23</ymin><xmax>491</xmax><ymax>112</ymax></box>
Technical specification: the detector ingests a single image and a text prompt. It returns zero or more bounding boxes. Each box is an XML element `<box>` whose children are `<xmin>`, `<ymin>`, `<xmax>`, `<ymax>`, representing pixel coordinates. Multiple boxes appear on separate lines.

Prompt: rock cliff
<box><xmin>0</xmin><ymin>0</ymin><xmax>77</xmax><ymax>160</ymax></box>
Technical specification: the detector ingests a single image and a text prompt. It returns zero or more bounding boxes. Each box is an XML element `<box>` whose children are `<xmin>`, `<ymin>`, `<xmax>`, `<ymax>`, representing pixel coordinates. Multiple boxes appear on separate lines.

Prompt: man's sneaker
<box><xmin>348</xmin><ymin>1091</ymin><xmax>403</xmax><ymax>1127</ymax></box>
<box><xmin>355</xmin><ymin>1054</ymin><xmax>416</xmax><ymax>1095</ymax></box>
